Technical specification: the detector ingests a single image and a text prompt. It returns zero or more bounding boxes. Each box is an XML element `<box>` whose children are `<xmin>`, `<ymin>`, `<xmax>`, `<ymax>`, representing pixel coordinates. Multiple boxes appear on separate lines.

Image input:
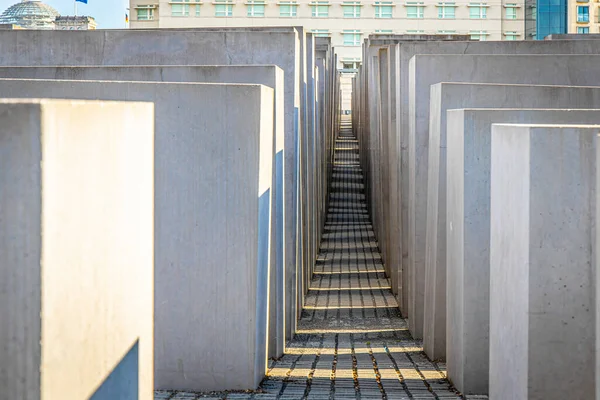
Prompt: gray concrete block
<box><xmin>489</xmin><ymin>123</ymin><xmax>598</xmax><ymax>399</ymax></box>
<box><xmin>408</xmin><ymin>53</ymin><xmax>600</xmax><ymax>341</ymax></box>
<box><xmin>0</xmin><ymin>28</ymin><xmax>304</xmax><ymax>340</ymax></box>
<box><xmin>0</xmin><ymin>64</ymin><xmax>287</xmax><ymax>360</ymax></box>
<box><xmin>445</xmin><ymin>105</ymin><xmax>600</xmax><ymax>394</ymax></box>
<box><xmin>0</xmin><ymin>99</ymin><xmax>154</xmax><ymax>400</ymax></box>
<box><xmin>427</xmin><ymin>82</ymin><xmax>600</xmax><ymax>368</ymax></box>
<box><xmin>0</xmin><ymin>79</ymin><xmax>274</xmax><ymax>391</ymax></box>
<box><xmin>390</xmin><ymin>39</ymin><xmax>600</xmax><ymax>336</ymax></box>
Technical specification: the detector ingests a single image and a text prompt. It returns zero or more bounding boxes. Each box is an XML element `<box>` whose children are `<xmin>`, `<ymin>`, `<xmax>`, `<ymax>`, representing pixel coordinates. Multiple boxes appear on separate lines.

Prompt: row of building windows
<box><xmin>314</xmin><ymin>28</ymin><xmax>521</xmax><ymax>43</ymax></box>
<box><xmin>136</xmin><ymin>2</ymin><xmax>519</xmax><ymax>19</ymax></box>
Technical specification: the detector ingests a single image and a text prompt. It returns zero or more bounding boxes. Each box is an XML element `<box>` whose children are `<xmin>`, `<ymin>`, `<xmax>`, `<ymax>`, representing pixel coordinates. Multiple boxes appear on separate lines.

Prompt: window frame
<box><xmin>135</xmin><ymin>5</ymin><xmax>156</xmax><ymax>20</ymax></box>
<box><xmin>311</xmin><ymin>1</ymin><xmax>330</xmax><ymax>17</ymax></box>
<box><xmin>468</xmin><ymin>3</ymin><xmax>487</xmax><ymax>19</ymax></box>
<box><xmin>214</xmin><ymin>0</ymin><xmax>234</xmax><ymax>17</ymax></box>
<box><xmin>505</xmin><ymin>4</ymin><xmax>517</xmax><ymax>19</ymax></box>
<box><xmin>279</xmin><ymin>1</ymin><xmax>298</xmax><ymax>16</ymax></box>
<box><xmin>247</xmin><ymin>0</ymin><xmax>266</xmax><ymax>17</ymax></box>
<box><xmin>406</xmin><ymin>2</ymin><xmax>424</xmax><ymax>18</ymax></box>
<box><xmin>437</xmin><ymin>3</ymin><xmax>456</xmax><ymax>19</ymax></box>
<box><xmin>577</xmin><ymin>5</ymin><xmax>590</xmax><ymax>22</ymax></box>
<box><xmin>343</xmin><ymin>29</ymin><xmax>362</xmax><ymax>46</ymax></box>
<box><xmin>374</xmin><ymin>1</ymin><xmax>393</xmax><ymax>18</ymax></box>
<box><xmin>343</xmin><ymin>1</ymin><xmax>362</xmax><ymax>18</ymax></box>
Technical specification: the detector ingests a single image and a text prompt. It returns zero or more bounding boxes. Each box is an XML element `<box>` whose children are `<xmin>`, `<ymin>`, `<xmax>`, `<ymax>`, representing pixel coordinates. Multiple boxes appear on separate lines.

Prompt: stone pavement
<box><xmin>155</xmin><ymin>118</ymin><xmax>485</xmax><ymax>399</ymax></box>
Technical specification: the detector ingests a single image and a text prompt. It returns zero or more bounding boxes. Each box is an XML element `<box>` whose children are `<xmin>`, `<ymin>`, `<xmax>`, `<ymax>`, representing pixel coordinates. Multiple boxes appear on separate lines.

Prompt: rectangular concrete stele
<box><xmin>0</xmin><ymin>99</ymin><xmax>154</xmax><ymax>400</ymax></box>
<box><xmin>425</xmin><ymin>82</ymin><xmax>600</xmax><ymax>367</ymax></box>
<box><xmin>489</xmin><ymin>123</ymin><xmax>598</xmax><ymax>399</ymax></box>
<box><xmin>0</xmin><ymin>79</ymin><xmax>274</xmax><ymax>392</ymax></box>
<box><xmin>0</xmin><ymin>65</ymin><xmax>287</xmax><ymax>360</ymax></box>
<box><xmin>390</xmin><ymin>38</ymin><xmax>600</xmax><ymax>337</ymax></box>
<box><xmin>443</xmin><ymin>103</ymin><xmax>600</xmax><ymax>395</ymax></box>
<box><xmin>407</xmin><ymin>53</ymin><xmax>600</xmax><ymax>341</ymax></box>
<box><xmin>0</xmin><ymin>28</ymin><xmax>304</xmax><ymax>342</ymax></box>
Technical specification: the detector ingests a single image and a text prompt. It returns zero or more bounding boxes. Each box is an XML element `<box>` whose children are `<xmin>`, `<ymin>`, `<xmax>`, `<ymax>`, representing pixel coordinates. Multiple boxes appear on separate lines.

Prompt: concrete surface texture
<box><xmin>0</xmin><ymin>99</ymin><xmax>154</xmax><ymax>400</ymax></box>
<box><xmin>445</xmin><ymin>106</ymin><xmax>600</xmax><ymax>395</ymax></box>
<box><xmin>0</xmin><ymin>28</ymin><xmax>306</xmax><ymax>342</ymax></box>
<box><xmin>426</xmin><ymin>82</ymin><xmax>600</xmax><ymax>370</ymax></box>
<box><xmin>0</xmin><ymin>78</ymin><xmax>275</xmax><ymax>391</ymax></box>
<box><xmin>489</xmin><ymin>123</ymin><xmax>598</xmax><ymax>399</ymax></box>
<box><xmin>383</xmin><ymin>39</ymin><xmax>600</xmax><ymax>340</ymax></box>
<box><xmin>408</xmin><ymin>53</ymin><xmax>600</xmax><ymax>342</ymax></box>
<box><xmin>154</xmin><ymin>116</ymin><xmax>466</xmax><ymax>400</ymax></box>
<box><xmin>0</xmin><ymin>64</ymin><xmax>287</xmax><ymax>360</ymax></box>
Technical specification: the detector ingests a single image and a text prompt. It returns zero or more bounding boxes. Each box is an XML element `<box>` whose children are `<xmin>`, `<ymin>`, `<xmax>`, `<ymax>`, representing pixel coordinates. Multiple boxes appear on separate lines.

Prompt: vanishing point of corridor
<box><xmin>156</xmin><ymin>117</ymin><xmax>472</xmax><ymax>400</ymax></box>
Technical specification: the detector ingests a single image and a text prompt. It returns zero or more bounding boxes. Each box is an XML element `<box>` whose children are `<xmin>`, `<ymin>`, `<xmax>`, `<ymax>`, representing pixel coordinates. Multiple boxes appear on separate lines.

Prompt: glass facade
<box><xmin>525</xmin><ymin>0</ymin><xmax>567</xmax><ymax>40</ymax></box>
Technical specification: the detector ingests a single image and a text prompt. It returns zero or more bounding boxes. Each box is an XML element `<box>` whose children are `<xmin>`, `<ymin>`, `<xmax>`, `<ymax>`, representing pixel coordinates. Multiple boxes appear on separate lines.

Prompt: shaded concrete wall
<box><xmin>0</xmin><ymin>99</ymin><xmax>154</xmax><ymax>400</ymax></box>
<box><xmin>0</xmin><ymin>64</ymin><xmax>287</xmax><ymax>360</ymax></box>
<box><xmin>0</xmin><ymin>28</ymin><xmax>306</xmax><ymax>341</ymax></box>
<box><xmin>490</xmin><ymin>124</ymin><xmax>598</xmax><ymax>399</ymax></box>
<box><xmin>0</xmin><ymin>79</ymin><xmax>274</xmax><ymax>392</ymax></box>
<box><xmin>443</xmin><ymin>101</ymin><xmax>600</xmax><ymax>394</ymax></box>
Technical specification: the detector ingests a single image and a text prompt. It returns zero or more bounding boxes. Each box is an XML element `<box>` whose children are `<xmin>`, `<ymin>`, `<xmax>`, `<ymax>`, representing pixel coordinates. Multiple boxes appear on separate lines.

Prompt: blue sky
<box><xmin>0</xmin><ymin>0</ymin><xmax>130</xmax><ymax>29</ymax></box>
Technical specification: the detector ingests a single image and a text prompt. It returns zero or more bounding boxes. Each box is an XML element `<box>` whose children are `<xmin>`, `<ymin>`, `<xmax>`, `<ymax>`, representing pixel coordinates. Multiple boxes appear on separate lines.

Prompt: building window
<box><xmin>407</xmin><ymin>29</ymin><xmax>425</xmax><ymax>33</ymax></box>
<box><xmin>406</xmin><ymin>2</ymin><xmax>424</xmax><ymax>18</ymax></box>
<box><xmin>438</xmin><ymin>29</ymin><xmax>456</xmax><ymax>33</ymax></box>
<box><xmin>504</xmin><ymin>31</ymin><xmax>518</xmax><ymax>40</ymax></box>
<box><xmin>312</xmin><ymin>29</ymin><xmax>330</xmax><ymax>37</ymax></box>
<box><xmin>343</xmin><ymin>30</ymin><xmax>362</xmax><ymax>46</ymax></box>
<box><xmin>343</xmin><ymin>1</ymin><xmax>362</xmax><ymax>17</ymax></box>
<box><xmin>470</xmin><ymin>30</ymin><xmax>488</xmax><ymax>40</ymax></box>
<box><xmin>343</xmin><ymin>30</ymin><xmax>362</xmax><ymax>45</ymax></box>
<box><xmin>215</xmin><ymin>0</ymin><xmax>233</xmax><ymax>16</ymax></box>
<box><xmin>374</xmin><ymin>1</ymin><xmax>393</xmax><ymax>17</ymax></box>
<box><xmin>136</xmin><ymin>5</ymin><xmax>155</xmax><ymax>20</ymax></box>
<box><xmin>247</xmin><ymin>0</ymin><xmax>265</xmax><ymax>16</ymax></box>
<box><xmin>469</xmin><ymin>3</ymin><xmax>487</xmax><ymax>18</ymax></box>
<box><xmin>171</xmin><ymin>3</ymin><xmax>190</xmax><ymax>16</ymax></box>
<box><xmin>375</xmin><ymin>29</ymin><xmax>393</xmax><ymax>33</ymax></box>
<box><xmin>505</xmin><ymin>4</ymin><xmax>517</xmax><ymax>19</ymax></box>
<box><xmin>577</xmin><ymin>6</ymin><xmax>589</xmax><ymax>22</ymax></box>
<box><xmin>342</xmin><ymin>60</ymin><xmax>361</xmax><ymax>70</ymax></box>
<box><xmin>578</xmin><ymin>26</ymin><xmax>590</xmax><ymax>33</ymax></box>
<box><xmin>312</xmin><ymin>1</ymin><xmax>330</xmax><ymax>17</ymax></box>
<box><xmin>437</xmin><ymin>3</ymin><xmax>456</xmax><ymax>18</ymax></box>
<box><xmin>171</xmin><ymin>0</ymin><xmax>201</xmax><ymax>16</ymax></box>
<box><xmin>279</xmin><ymin>1</ymin><xmax>297</xmax><ymax>16</ymax></box>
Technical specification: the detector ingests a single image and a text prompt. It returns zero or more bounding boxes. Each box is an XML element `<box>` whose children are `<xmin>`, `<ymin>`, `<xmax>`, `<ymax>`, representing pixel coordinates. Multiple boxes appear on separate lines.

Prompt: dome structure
<box><xmin>0</xmin><ymin>0</ymin><xmax>60</xmax><ymax>30</ymax></box>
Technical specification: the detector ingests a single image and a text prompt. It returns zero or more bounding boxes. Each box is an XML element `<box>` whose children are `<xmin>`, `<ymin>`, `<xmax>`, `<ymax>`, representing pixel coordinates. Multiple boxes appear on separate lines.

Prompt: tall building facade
<box><xmin>130</xmin><ymin>0</ymin><xmax>525</xmax><ymax>69</ymax></box>
<box><xmin>525</xmin><ymin>0</ymin><xmax>568</xmax><ymax>39</ymax></box>
<box><xmin>568</xmin><ymin>0</ymin><xmax>598</xmax><ymax>33</ymax></box>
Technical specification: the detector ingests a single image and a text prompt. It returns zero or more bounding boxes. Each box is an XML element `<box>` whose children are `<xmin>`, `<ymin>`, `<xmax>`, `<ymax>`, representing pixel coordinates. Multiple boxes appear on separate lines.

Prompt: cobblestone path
<box><xmin>156</xmin><ymin>119</ymin><xmax>479</xmax><ymax>399</ymax></box>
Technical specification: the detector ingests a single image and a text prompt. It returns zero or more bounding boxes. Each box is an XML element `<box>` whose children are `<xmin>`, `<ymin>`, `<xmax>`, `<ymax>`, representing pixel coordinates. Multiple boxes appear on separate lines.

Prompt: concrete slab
<box><xmin>0</xmin><ymin>64</ymin><xmax>287</xmax><ymax>359</ymax></box>
<box><xmin>386</xmin><ymin>39</ymin><xmax>600</xmax><ymax>335</ymax></box>
<box><xmin>0</xmin><ymin>99</ymin><xmax>154</xmax><ymax>400</ymax></box>
<box><xmin>445</xmin><ymin>104</ymin><xmax>600</xmax><ymax>394</ymax></box>
<box><xmin>0</xmin><ymin>78</ymin><xmax>274</xmax><ymax>391</ymax></box>
<box><xmin>489</xmin><ymin>123</ymin><xmax>598</xmax><ymax>399</ymax></box>
<box><xmin>0</xmin><ymin>28</ymin><xmax>304</xmax><ymax>339</ymax></box>
<box><xmin>426</xmin><ymin>82</ymin><xmax>600</xmax><ymax>365</ymax></box>
<box><xmin>408</xmin><ymin>53</ymin><xmax>600</xmax><ymax>340</ymax></box>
